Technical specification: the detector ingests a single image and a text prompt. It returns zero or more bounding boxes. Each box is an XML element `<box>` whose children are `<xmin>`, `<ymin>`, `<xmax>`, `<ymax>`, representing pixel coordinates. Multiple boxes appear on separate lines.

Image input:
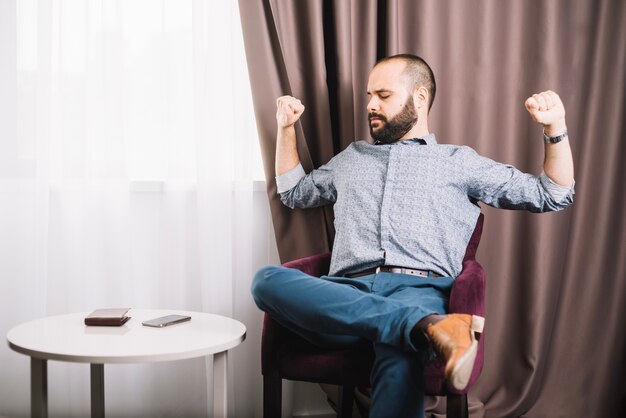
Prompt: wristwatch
<box><xmin>543</xmin><ymin>130</ymin><xmax>568</xmax><ymax>144</ymax></box>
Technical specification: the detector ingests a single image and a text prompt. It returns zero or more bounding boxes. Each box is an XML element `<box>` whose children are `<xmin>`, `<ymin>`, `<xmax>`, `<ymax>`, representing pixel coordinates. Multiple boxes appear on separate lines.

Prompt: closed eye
<box><xmin>366</xmin><ymin>90</ymin><xmax>392</xmax><ymax>100</ymax></box>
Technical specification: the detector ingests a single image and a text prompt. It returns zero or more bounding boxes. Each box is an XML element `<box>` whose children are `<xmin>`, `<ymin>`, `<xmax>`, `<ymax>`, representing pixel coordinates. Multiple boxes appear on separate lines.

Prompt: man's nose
<box><xmin>368</xmin><ymin>96</ymin><xmax>379</xmax><ymax>112</ymax></box>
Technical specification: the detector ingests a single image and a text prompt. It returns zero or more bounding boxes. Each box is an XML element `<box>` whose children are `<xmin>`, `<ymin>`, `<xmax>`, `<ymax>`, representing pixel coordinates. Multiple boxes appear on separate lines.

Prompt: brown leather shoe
<box><xmin>426</xmin><ymin>313</ymin><xmax>478</xmax><ymax>390</ymax></box>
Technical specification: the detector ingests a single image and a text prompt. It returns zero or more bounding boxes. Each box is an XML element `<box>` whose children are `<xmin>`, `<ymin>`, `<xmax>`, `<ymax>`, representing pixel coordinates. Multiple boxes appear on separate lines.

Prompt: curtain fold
<box><xmin>238</xmin><ymin>0</ymin><xmax>336</xmax><ymax>261</ymax></box>
<box><xmin>239</xmin><ymin>0</ymin><xmax>626</xmax><ymax>416</ymax></box>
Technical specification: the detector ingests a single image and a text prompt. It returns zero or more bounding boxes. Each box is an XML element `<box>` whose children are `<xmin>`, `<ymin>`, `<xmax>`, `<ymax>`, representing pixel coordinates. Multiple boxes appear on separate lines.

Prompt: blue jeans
<box><xmin>252</xmin><ymin>265</ymin><xmax>454</xmax><ymax>418</ymax></box>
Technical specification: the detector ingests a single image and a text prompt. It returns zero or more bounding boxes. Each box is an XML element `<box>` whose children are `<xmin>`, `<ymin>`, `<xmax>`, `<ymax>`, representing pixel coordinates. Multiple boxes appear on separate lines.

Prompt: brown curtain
<box><xmin>238</xmin><ymin>0</ymin><xmax>626</xmax><ymax>416</ymax></box>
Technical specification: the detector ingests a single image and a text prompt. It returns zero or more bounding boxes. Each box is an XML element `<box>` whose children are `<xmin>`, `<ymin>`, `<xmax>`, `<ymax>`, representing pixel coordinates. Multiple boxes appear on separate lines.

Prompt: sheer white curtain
<box><xmin>0</xmin><ymin>0</ymin><xmax>277</xmax><ymax>416</ymax></box>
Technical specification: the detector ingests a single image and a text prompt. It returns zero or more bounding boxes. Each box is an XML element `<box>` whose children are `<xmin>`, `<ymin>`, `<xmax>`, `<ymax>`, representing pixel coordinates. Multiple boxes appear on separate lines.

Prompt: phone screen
<box><xmin>142</xmin><ymin>314</ymin><xmax>191</xmax><ymax>328</ymax></box>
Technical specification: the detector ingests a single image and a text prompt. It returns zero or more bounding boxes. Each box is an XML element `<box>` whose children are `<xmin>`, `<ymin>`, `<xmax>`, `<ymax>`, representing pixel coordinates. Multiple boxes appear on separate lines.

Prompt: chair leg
<box><xmin>337</xmin><ymin>385</ymin><xmax>355</xmax><ymax>418</ymax></box>
<box><xmin>354</xmin><ymin>386</ymin><xmax>370</xmax><ymax>418</ymax></box>
<box><xmin>447</xmin><ymin>394</ymin><xmax>469</xmax><ymax>418</ymax></box>
<box><xmin>263</xmin><ymin>375</ymin><xmax>282</xmax><ymax>418</ymax></box>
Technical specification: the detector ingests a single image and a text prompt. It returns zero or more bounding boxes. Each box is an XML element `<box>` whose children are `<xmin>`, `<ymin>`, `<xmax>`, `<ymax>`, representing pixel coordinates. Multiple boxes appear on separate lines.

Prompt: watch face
<box><xmin>544</xmin><ymin>132</ymin><xmax>567</xmax><ymax>144</ymax></box>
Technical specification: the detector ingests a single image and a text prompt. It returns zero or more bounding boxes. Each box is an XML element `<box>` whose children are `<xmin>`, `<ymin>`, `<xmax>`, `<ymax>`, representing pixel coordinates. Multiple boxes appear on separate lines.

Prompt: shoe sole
<box><xmin>448</xmin><ymin>338</ymin><xmax>478</xmax><ymax>390</ymax></box>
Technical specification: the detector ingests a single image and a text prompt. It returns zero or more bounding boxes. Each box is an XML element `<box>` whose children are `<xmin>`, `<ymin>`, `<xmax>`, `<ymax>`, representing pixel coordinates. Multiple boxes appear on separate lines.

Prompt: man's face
<box><xmin>369</xmin><ymin>95</ymin><xmax>417</xmax><ymax>144</ymax></box>
<box><xmin>367</xmin><ymin>60</ymin><xmax>418</xmax><ymax>144</ymax></box>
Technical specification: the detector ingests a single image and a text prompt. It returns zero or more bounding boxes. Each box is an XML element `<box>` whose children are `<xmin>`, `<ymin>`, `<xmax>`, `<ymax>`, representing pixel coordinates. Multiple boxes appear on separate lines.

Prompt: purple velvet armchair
<box><xmin>261</xmin><ymin>214</ymin><xmax>486</xmax><ymax>418</ymax></box>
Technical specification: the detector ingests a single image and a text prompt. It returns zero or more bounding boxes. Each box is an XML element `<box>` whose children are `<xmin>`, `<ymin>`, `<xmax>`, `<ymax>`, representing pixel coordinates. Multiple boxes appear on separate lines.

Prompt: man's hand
<box><xmin>524</xmin><ymin>90</ymin><xmax>566</xmax><ymax>136</ymax></box>
<box><xmin>276</xmin><ymin>96</ymin><xmax>305</xmax><ymax>129</ymax></box>
<box><xmin>275</xmin><ymin>96</ymin><xmax>304</xmax><ymax>176</ymax></box>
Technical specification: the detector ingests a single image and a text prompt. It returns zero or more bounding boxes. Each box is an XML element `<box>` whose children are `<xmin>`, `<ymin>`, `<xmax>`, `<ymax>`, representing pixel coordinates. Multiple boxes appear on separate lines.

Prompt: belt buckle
<box><xmin>375</xmin><ymin>266</ymin><xmax>381</xmax><ymax>274</ymax></box>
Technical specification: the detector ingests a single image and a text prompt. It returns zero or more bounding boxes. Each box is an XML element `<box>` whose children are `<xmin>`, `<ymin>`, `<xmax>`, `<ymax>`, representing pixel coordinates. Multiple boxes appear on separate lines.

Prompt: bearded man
<box><xmin>251</xmin><ymin>54</ymin><xmax>574</xmax><ymax>418</ymax></box>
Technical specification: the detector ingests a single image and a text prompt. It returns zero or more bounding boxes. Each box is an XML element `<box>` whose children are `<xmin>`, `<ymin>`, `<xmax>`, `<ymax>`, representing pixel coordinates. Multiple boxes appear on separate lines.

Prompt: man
<box><xmin>252</xmin><ymin>54</ymin><xmax>574</xmax><ymax>418</ymax></box>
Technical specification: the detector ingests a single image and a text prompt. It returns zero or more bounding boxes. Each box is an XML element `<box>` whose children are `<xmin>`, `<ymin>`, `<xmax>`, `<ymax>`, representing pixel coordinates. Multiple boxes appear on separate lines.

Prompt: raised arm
<box><xmin>275</xmin><ymin>96</ymin><xmax>305</xmax><ymax>176</ymax></box>
<box><xmin>524</xmin><ymin>90</ymin><xmax>574</xmax><ymax>187</ymax></box>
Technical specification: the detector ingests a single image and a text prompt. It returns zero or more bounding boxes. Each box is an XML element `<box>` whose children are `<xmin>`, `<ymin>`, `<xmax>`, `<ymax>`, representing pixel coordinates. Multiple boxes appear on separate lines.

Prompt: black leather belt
<box><xmin>346</xmin><ymin>266</ymin><xmax>442</xmax><ymax>278</ymax></box>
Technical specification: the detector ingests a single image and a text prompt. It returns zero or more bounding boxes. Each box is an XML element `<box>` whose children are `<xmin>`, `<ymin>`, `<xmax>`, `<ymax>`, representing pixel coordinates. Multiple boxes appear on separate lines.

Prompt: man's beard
<box><xmin>369</xmin><ymin>96</ymin><xmax>418</xmax><ymax>144</ymax></box>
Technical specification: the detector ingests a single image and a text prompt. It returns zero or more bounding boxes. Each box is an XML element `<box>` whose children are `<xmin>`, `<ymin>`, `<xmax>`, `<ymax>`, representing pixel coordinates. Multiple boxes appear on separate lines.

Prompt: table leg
<box><xmin>212</xmin><ymin>351</ymin><xmax>228</xmax><ymax>418</ymax></box>
<box><xmin>31</xmin><ymin>357</ymin><xmax>48</xmax><ymax>418</ymax></box>
<box><xmin>90</xmin><ymin>364</ymin><xmax>105</xmax><ymax>418</ymax></box>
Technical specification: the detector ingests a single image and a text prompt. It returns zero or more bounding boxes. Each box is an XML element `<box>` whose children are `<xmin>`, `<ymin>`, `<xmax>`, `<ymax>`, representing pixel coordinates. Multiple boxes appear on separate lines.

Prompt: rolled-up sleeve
<box><xmin>276</xmin><ymin>162</ymin><xmax>337</xmax><ymax>209</ymax></box>
<box><xmin>276</xmin><ymin>164</ymin><xmax>307</xmax><ymax>193</ymax></box>
<box><xmin>539</xmin><ymin>172</ymin><xmax>575</xmax><ymax>206</ymax></box>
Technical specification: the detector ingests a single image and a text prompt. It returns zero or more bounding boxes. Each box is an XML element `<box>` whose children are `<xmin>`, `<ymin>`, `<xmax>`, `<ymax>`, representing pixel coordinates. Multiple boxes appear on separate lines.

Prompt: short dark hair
<box><xmin>375</xmin><ymin>54</ymin><xmax>436</xmax><ymax>110</ymax></box>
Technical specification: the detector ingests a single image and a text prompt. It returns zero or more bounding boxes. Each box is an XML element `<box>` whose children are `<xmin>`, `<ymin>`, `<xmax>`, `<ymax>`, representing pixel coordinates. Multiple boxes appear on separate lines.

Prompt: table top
<box><xmin>6</xmin><ymin>309</ymin><xmax>246</xmax><ymax>364</ymax></box>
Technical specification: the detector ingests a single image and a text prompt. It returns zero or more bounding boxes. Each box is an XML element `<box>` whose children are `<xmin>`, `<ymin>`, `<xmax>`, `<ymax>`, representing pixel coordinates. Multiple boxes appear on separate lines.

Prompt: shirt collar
<box><xmin>374</xmin><ymin>133</ymin><xmax>438</xmax><ymax>146</ymax></box>
<box><xmin>403</xmin><ymin>133</ymin><xmax>437</xmax><ymax>145</ymax></box>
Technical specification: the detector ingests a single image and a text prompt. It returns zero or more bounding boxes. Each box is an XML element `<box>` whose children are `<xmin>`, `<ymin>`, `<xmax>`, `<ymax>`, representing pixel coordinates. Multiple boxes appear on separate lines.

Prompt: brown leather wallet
<box><xmin>84</xmin><ymin>308</ymin><xmax>131</xmax><ymax>326</ymax></box>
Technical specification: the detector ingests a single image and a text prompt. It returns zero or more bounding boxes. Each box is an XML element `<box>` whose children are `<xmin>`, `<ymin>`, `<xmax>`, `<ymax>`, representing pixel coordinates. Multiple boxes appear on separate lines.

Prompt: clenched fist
<box><xmin>524</xmin><ymin>90</ymin><xmax>566</xmax><ymax>127</ymax></box>
<box><xmin>276</xmin><ymin>96</ymin><xmax>305</xmax><ymax>129</ymax></box>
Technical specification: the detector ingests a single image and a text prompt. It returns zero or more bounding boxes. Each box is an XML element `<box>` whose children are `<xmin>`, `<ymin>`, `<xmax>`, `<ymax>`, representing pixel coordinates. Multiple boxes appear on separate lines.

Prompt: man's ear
<box><xmin>415</xmin><ymin>86</ymin><xmax>429</xmax><ymax>109</ymax></box>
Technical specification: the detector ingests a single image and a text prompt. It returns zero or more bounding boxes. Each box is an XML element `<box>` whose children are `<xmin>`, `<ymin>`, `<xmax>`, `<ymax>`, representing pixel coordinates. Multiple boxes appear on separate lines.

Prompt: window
<box><xmin>11</xmin><ymin>0</ymin><xmax>265</xmax><ymax>184</ymax></box>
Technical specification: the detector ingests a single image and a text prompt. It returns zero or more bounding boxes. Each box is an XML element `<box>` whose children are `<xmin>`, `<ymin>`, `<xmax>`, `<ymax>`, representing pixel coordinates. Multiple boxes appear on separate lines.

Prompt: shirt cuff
<box><xmin>539</xmin><ymin>171</ymin><xmax>575</xmax><ymax>203</ymax></box>
<box><xmin>276</xmin><ymin>163</ymin><xmax>306</xmax><ymax>193</ymax></box>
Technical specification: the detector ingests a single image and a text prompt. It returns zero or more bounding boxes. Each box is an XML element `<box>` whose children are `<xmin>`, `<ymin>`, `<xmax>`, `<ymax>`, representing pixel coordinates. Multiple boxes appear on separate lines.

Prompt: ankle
<box><xmin>417</xmin><ymin>314</ymin><xmax>445</xmax><ymax>329</ymax></box>
<box><xmin>410</xmin><ymin>314</ymin><xmax>445</xmax><ymax>350</ymax></box>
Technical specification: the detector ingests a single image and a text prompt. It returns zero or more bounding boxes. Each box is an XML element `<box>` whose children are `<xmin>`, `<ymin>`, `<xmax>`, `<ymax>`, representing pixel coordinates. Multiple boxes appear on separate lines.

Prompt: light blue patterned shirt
<box><xmin>276</xmin><ymin>134</ymin><xmax>574</xmax><ymax>277</ymax></box>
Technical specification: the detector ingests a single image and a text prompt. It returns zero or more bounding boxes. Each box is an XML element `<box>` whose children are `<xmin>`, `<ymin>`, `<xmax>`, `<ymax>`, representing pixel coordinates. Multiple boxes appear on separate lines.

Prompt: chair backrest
<box><xmin>463</xmin><ymin>213</ymin><xmax>484</xmax><ymax>261</ymax></box>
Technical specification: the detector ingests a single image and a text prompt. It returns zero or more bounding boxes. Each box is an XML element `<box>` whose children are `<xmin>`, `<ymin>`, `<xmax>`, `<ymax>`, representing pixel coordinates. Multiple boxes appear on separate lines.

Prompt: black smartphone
<box><xmin>142</xmin><ymin>314</ymin><xmax>191</xmax><ymax>328</ymax></box>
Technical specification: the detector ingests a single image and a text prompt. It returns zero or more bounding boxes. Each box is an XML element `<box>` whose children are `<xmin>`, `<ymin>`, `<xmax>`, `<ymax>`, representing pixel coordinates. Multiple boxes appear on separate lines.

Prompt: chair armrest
<box><xmin>448</xmin><ymin>259</ymin><xmax>486</xmax><ymax>317</ymax></box>
<box><xmin>444</xmin><ymin>258</ymin><xmax>486</xmax><ymax>394</ymax></box>
<box><xmin>282</xmin><ymin>252</ymin><xmax>332</xmax><ymax>277</ymax></box>
<box><xmin>262</xmin><ymin>252</ymin><xmax>332</xmax><ymax>376</ymax></box>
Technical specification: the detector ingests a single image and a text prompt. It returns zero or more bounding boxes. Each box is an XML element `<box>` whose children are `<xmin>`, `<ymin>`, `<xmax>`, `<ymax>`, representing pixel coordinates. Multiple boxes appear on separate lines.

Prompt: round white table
<box><xmin>6</xmin><ymin>309</ymin><xmax>246</xmax><ymax>418</ymax></box>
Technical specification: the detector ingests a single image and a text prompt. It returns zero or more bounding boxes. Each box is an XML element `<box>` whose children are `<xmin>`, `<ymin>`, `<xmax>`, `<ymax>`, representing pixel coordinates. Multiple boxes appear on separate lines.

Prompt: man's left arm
<box><xmin>525</xmin><ymin>90</ymin><xmax>574</xmax><ymax>187</ymax></box>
